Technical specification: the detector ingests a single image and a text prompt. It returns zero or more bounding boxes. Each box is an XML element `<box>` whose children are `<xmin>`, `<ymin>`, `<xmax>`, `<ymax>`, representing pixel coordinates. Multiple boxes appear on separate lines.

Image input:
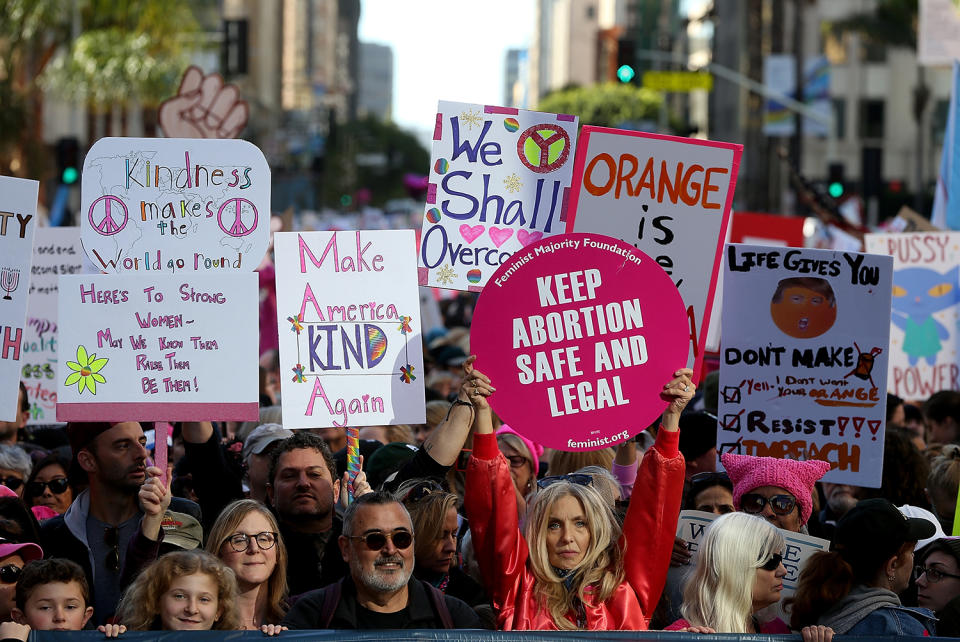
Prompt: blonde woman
<box><xmin>206</xmin><ymin>500</ymin><xmax>288</xmax><ymax>632</ymax></box>
<box><xmin>463</xmin><ymin>358</ymin><xmax>693</xmax><ymax>630</ymax></box>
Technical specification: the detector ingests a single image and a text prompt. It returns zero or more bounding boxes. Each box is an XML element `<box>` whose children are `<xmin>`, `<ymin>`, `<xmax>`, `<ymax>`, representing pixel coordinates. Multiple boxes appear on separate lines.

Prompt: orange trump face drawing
<box><xmin>770</xmin><ymin>277</ymin><xmax>837</xmax><ymax>339</ymax></box>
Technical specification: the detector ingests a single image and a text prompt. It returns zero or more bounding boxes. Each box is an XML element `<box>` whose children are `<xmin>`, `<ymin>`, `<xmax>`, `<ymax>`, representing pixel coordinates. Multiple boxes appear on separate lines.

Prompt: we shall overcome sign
<box><xmin>418</xmin><ymin>101</ymin><xmax>579</xmax><ymax>291</ymax></box>
<box><xmin>567</xmin><ymin>127</ymin><xmax>741</xmax><ymax>377</ymax></box>
<box><xmin>80</xmin><ymin>137</ymin><xmax>270</xmax><ymax>274</ymax></box>
<box><xmin>471</xmin><ymin>233</ymin><xmax>688</xmax><ymax>451</ymax></box>
<box><xmin>718</xmin><ymin>245</ymin><xmax>893</xmax><ymax>486</ymax></box>
<box><xmin>0</xmin><ymin>176</ymin><xmax>38</xmax><ymax>422</ymax></box>
<box><xmin>275</xmin><ymin>230</ymin><xmax>425</xmax><ymax>428</ymax></box>
<box><xmin>57</xmin><ymin>274</ymin><xmax>258</xmax><ymax>421</ymax></box>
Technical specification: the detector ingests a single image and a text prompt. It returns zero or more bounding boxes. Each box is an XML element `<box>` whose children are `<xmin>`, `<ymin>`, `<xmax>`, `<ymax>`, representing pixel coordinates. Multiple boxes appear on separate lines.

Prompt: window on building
<box><xmin>832</xmin><ymin>98</ymin><xmax>846</xmax><ymax>139</ymax></box>
<box><xmin>586</xmin><ymin>5</ymin><xmax>595</xmax><ymax>19</ymax></box>
<box><xmin>932</xmin><ymin>98</ymin><xmax>950</xmax><ymax>147</ymax></box>
<box><xmin>859</xmin><ymin>99</ymin><xmax>885</xmax><ymax>139</ymax></box>
<box><xmin>859</xmin><ymin>36</ymin><xmax>886</xmax><ymax>63</ymax></box>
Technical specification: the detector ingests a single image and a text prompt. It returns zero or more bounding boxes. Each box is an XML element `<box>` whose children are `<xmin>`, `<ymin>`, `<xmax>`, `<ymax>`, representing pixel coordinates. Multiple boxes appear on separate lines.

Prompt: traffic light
<box><xmin>616</xmin><ymin>39</ymin><xmax>636</xmax><ymax>84</ymax></box>
<box><xmin>827</xmin><ymin>162</ymin><xmax>845</xmax><ymax>199</ymax></box>
<box><xmin>56</xmin><ymin>137</ymin><xmax>80</xmax><ymax>185</ymax></box>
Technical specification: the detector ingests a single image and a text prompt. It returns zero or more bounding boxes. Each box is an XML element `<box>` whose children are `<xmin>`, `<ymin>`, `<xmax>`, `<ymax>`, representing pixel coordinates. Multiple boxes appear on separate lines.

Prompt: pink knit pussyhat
<box><xmin>720</xmin><ymin>453</ymin><xmax>831</xmax><ymax>525</ymax></box>
<box><xmin>496</xmin><ymin>425</ymin><xmax>544</xmax><ymax>474</ymax></box>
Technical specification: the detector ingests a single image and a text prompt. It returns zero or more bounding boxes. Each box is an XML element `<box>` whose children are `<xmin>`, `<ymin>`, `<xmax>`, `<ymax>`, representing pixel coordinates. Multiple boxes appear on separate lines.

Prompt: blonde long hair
<box><xmin>205</xmin><ymin>499</ymin><xmax>288</xmax><ymax>624</ymax></box>
<box><xmin>524</xmin><ymin>481</ymin><xmax>623</xmax><ymax>630</ymax></box>
<box><xmin>681</xmin><ymin>512</ymin><xmax>785</xmax><ymax>633</ymax></box>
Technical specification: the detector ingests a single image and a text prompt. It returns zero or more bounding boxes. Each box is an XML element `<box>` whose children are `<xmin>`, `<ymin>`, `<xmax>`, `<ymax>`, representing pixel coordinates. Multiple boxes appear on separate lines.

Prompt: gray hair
<box><xmin>342</xmin><ymin>490</ymin><xmax>411</xmax><ymax>537</ymax></box>
<box><xmin>576</xmin><ymin>465</ymin><xmax>621</xmax><ymax>506</ymax></box>
<box><xmin>0</xmin><ymin>445</ymin><xmax>32</xmax><ymax>480</ymax></box>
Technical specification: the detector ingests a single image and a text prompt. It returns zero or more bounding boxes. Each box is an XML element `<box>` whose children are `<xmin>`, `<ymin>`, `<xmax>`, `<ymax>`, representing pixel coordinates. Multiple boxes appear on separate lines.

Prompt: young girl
<box><xmin>116</xmin><ymin>549</ymin><xmax>240</xmax><ymax>631</ymax></box>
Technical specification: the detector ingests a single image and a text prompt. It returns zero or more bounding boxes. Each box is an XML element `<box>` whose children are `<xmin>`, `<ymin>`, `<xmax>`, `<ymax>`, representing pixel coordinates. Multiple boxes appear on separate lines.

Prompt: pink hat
<box><xmin>0</xmin><ymin>539</ymin><xmax>42</xmax><ymax>563</ymax></box>
<box><xmin>496</xmin><ymin>425</ymin><xmax>543</xmax><ymax>473</ymax></box>
<box><xmin>720</xmin><ymin>453</ymin><xmax>831</xmax><ymax>525</ymax></box>
<box><xmin>0</xmin><ymin>486</ymin><xmax>17</xmax><ymax>499</ymax></box>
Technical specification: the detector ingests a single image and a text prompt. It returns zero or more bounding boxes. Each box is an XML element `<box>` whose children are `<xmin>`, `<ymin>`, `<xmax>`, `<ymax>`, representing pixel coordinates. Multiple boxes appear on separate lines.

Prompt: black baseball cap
<box><xmin>835</xmin><ymin>498</ymin><xmax>936</xmax><ymax>561</ymax></box>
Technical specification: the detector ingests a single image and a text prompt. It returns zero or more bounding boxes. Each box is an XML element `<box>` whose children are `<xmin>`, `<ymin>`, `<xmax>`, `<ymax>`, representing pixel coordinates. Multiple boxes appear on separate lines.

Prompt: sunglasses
<box><xmin>0</xmin><ymin>477</ymin><xmax>23</xmax><ymax>492</ymax></box>
<box><xmin>741</xmin><ymin>493</ymin><xmax>797</xmax><ymax>516</ymax></box>
<box><xmin>25</xmin><ymin>478</ymin><xmax>70</xmax><ymax>497</ymax></box>
<box><xmin>759</xmin><ymin>553</ymin><xmax>783</xmax><ymax>571</ymax></box>
<box><xmin>0</xmin><ymin>565</ymin><xmax>22</xmax><ymax>584</ymax></box>
<box><xmin>455</xmin><ymin>449</ymin><xmax>472</xmax><ymax>473</ymax></box>
<box><xmin>104</xmin><ymin>526</ymin><xmax>120</xmax><ymax>573</ymax></box>
<box><xmin>537</xmin><ymin>474</ymin><xmax>593</xmax><ymax>490</ymax></box>
<box><xmin>348</xmin><ymin>529</ymin><xmax>413</xmax><ymax>551</ymax></box>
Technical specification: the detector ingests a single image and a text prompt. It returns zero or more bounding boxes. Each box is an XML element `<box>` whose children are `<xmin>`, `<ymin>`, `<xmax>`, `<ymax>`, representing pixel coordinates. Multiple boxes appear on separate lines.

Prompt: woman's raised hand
<box><xmin>661</xmin><ymin>368</ymin><xmax>695</xmax><ymax>430</ymax></box>
<box><xmin>462</xmin><ymin>355</ymin><xmax>495</xmax><ymax>409</ymax></box>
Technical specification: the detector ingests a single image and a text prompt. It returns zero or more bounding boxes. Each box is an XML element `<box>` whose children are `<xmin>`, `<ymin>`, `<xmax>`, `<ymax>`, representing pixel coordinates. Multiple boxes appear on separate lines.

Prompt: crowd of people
<box><xmin>0</xmin><ymin>294</ymin><xmax>959</xmax><ymax>637</ymax></box>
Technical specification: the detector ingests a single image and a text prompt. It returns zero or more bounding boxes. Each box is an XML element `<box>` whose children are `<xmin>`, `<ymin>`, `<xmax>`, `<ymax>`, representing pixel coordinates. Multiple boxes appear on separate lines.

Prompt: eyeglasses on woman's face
<box><xmin>226</xmin><ymin>531</ymin><xmax>278</xmax><ymax>552</ymax></box>
<box><xmin>915</xmin><ymin>565</ymin><xmax>960</xmax><ymax>583</ymax></box>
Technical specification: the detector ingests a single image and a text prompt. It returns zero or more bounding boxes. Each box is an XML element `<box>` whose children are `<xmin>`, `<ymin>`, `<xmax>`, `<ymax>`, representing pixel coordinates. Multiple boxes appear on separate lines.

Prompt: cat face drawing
<box><xmin>890</xmin><ymin>265</ymin><xmax>960</xmax><ymax>366</ymax></box>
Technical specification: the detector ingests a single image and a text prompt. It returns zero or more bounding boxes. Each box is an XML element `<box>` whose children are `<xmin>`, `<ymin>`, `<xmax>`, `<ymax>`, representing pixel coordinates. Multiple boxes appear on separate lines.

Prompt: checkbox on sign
<box><xmin>722</xmin><ymin>412</ymin><xmax>742</xmax><ymax>432</ymax></box>
<box><xmin>722</xmin><ymin>386</ymin><xmax>741</xmax><ymax>404</ymax></box>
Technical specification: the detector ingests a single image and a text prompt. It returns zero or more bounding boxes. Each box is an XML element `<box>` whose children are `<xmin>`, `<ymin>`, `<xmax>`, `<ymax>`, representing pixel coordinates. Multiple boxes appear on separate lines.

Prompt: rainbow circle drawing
<box><xmin>504</xmin><ymin>118</ymin><xmax>520</xmax><ymax>133</ymax></box>
<box><xmin>365</xmin><ymin>325</ymin><xmax>388</xmax><ymax>367</ymax></box>
<box><xmin>426</xmin><ymin>208</ymin><xmax>442</xmax><ymax>223</ymax></box>
<box><xmin>434</xmin><ymin>158</ymin><xmax>450</xmax><ymax>174</ymax></box>
<box><xmin>467</xmin><ymin>269</ymin><xmax>482</xmax><ymax>284</ymax></box>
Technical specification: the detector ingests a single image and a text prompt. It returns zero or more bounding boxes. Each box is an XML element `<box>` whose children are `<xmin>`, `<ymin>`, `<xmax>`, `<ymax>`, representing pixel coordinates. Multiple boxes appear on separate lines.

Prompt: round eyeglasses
<box><xmin>226</xmin><ymin>531</ymin><xmax>278</xmax><ymax>552</ymax></box>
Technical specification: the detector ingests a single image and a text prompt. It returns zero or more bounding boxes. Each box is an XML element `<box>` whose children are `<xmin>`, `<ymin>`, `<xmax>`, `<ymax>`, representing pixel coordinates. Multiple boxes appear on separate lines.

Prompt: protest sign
<box><xmin>0</xmin><ymin>176</ymin><xmax>39</xmax><ymax>422</ymax></box>
<box><xmin>22</xmin><ymin>227</ymin><xmax>83</xmax><ymax>424</ymax></box>
<box><xmin>566</xmin><ymin>127</ymin><xmax>741</xmax><ymax>377</ymax></box>
<box><xmin>864</xmin><ymin>231</ymin><xmax>960</xmax><ymax>399</ymax></box>
<box><xmin>80</xmin><ymin>137</ymin><xmax>270</xmax><ymax>274</ymax></box>
<box><xmin>274</xmin><ymin>230</ymin><xmax>425</xmax><ymax>429</ymax></box>
<box><xmin>471</xmin><ymin>233</ymin><xmax>688</xmax><ymax>450</ymax></box>
<box><xmin>676</xmin><ymin>510</ymin><xmax>829</xmax><ymax>597</ymax></box>
<box><xmin>418</xmin><ymin>101</ymin><xmax>579</xmax><ymax>291</ymax></box>
<box><xmin>56</xmin><ymin>274</ymin><xmax>259</xmax><ymax>421</ymax></box>
<box><xmin>718</xmin><ymin>245</ymin><xmax>893</xmax><ymax>486</ymax></box>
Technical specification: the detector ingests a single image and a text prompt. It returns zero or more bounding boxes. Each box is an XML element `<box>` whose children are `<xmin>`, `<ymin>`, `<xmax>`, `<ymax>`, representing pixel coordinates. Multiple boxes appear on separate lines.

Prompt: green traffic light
<box><xmin>828</xmin><ymin>182</ymin><xmax>844</xmax><ymax>198</ymax></box>
<box><xmin>62</xmin><ymin>167</ymin><xmax>78</xmax><ymax>185</ymax></box>
<box><xmin>617</xmin><ymin>65</ymin><xmax>636</xmax><ymax>83</ymax></box>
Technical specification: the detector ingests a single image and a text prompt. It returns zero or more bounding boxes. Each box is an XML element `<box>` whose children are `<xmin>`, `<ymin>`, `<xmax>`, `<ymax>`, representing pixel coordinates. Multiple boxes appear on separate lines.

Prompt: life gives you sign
<box><xmin>717</xmin><ymin>245</ymin><xmax>893</xmax><ymax>487</ymax></box>
<box><xmin>566</xmin><ymin>127</ymin><xmax>741</xmax><ymax>378</ymax></box>
<box><xmin>80</xmin><ymin>137</ymin><xmax>270</xmax><ymax>274</ymax></box>
<box><xmin>418</xmin><ymin>101</ymin><xmax>579</xmax><ymax>291</ymax></box>
<box><xmin>274</xmin><ymin>230</ymin><xmax>425</xmax><ymax>429</ymax></box>
<box><xmin>471</xmin><ymin>233</ymin><xmax>688</xmax><ymax>451</ymax></box>
<box><xmin>56</xmin><ymin>274</ymin><xmax>259</xmax><ymax>421</ymax></box>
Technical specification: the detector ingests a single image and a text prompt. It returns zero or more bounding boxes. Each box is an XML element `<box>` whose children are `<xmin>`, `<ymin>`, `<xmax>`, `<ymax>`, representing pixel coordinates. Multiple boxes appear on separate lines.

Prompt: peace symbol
<box><xmin>516</xmin><ymin>124</ymin><xmax>572</xmax><ymax>174</ymax></box>
<box><xmin>88</xmin><ymin>195</ymin><xmax>129</xmax><ymax>236</ymax></box>
<box><xmin>217</xmin><ymin>198</ymin><xmax>259</xmax><ymax>237</ymax></box>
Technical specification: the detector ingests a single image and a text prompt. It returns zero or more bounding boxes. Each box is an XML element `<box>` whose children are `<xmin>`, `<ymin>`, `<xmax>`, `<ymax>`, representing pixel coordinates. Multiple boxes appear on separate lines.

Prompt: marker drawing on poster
<box><xmin>0</xmin><ymin>176</ymin><xmax>39</xmax><ymax>422</ymax></box>
<box><xmin>80</xmin><ymin>137</ymin><xmax>270</xmax><ymax>274</ymax></box>
<box><xmin>864</xmin><ymin>232</ymin><xmax>960</xmax><ymax>399</ymax></box>
<box><xmin>275</xmin><ymin>230</ymin><xmax>426</xmax><ymax>429</ymax></box>
<box><xmin>23</xmin><ymin>227</ymin><xmax>83</xmax><ymax>424</ymax></box>
<box><xmin>418</xmin><ymin>101</ymin><xmax>579</xmax><ymax>291</ymax></box>
<box><xmin>566</xmin><ymin>127</ymin><xmax>742</xmax><ymax>376</ymax></box>
<box><xmin>718</xmin><ymin>245</ymin><xmax>893</xmax><ymax>487</ymax></box>
<box><xmin>57</xmin><ymin>274</ymin><xmax>259</xmax><ymax>421</ymax></box>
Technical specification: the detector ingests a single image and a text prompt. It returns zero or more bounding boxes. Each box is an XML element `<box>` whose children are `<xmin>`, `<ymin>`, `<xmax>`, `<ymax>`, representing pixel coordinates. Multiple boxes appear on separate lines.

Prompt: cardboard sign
<box><xmin>0</xmin><ymin>176</ymin><xmax>39</xmax><ymax>422</ymax></box>
<box><xmin>80</xmin><ymin>137</ymin><xmax>270</xmax><ymax>274</ymax></box>
<box><xmin>274</xmin><ymin>230</ymin><xmax>425</xmax><ymax>428</ymax></box>
<box><xmin>718</xmin><ymin>245</ymin><xmax>893</xmax><ymax>487</ymax></box>
<box><xmin>676</xmin><ymin>510</ymin><xmax>829</xmax><ymax>597</ymax></box>
<box><xmin>566</xmin><ymin>127</ymin><xmax>741</xmax><ymax>377</ymax></box>
<box><xmin>864</xmin><ymin>232</ymin><xmax>960</xmax><ymax>399</ymax></box>
<box><xmin>418</xmin><ymin>101</ymin><xmax>579</xmax><ymax>291</ymax></box>
<box><xmin>22</xmin><ymin>227</ymin><xmax>83</xmax><ymax>424</ymax></box>
<box><xmin>56</xmin><ymin>274</ymin><xmax>259</xmax><ymax>421</ymax></box>
<box><xmin>471</xmin><ymin>233</ymin><xmax>688</xmax><ymax>450</ymax></box>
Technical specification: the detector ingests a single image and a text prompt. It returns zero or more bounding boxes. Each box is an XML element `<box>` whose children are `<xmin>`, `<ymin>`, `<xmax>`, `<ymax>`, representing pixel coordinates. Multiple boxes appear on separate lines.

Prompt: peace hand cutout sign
<box><xmin>159</xmin><ymin>66</ymin><xmax>249</xmax><ymax>139</ymax></box>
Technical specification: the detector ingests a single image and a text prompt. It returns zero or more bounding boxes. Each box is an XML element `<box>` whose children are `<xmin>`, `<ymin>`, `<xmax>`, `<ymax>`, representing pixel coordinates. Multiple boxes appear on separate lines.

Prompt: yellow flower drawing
<box><xmin>64</xmin><ymin>345</ymin><xmax>108</xmax><ymax>395</ymax></box>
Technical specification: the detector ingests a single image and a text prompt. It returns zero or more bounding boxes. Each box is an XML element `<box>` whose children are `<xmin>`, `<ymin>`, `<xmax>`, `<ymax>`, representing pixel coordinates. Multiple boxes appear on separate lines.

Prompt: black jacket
<box><xmin>278</xmin><ymin>514</ymin><xmax>349</xmax><ymax>597</ymax></box>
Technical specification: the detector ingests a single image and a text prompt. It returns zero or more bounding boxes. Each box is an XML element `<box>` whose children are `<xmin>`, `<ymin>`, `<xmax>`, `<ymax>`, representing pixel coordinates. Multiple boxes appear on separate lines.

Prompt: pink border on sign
<box><xmin>564</xmin><ymin>125</ymin><xmax>743</xmax><ymax>382</ymax></box>
<box><xmin>57</xmin><ymin>402</ymin><xmax>260</xmax><ymax>422</ymax></box>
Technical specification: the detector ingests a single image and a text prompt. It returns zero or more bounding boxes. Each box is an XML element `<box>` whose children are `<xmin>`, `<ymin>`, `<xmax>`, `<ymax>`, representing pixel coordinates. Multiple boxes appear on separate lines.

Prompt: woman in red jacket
<box><xmin>463</xmin><ymin>358</ymin><xmax>692</xmax><ymax>630</ymax></box>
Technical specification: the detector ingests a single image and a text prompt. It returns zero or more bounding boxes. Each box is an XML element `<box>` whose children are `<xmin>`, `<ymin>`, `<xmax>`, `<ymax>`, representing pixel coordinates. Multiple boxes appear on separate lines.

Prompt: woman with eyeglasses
<box><xmin>790</xmin><ymin>498</ymin><xmax>936</xmax><ymax>635</ymax></box>
<box><xmin>205</xmin><ymin>499</ymin><xmax>288</xmax><ymax>634</ymax></box>
<box><xmin>0</xmin><ymin>446</ymin><xmax>31</xmax><ymax>501</ymax></box>
<box><xmin>495</xmin><ymin>425</ymin><xmax>542</xmax><ymax>509</ymax></box>
<box><xmin>23</xmin><ymin>454</ymin><xmax>74</xmax><ymax>516</ymax></box>
<box><xmin>463</xmin><ymin>358</ymin><xmax>695</xmax><ymax>631</ymax></box>
<box><xmin>915</xmin><ymin>537</ymin><xmax>960</xmax><ymax>636</ymax></box>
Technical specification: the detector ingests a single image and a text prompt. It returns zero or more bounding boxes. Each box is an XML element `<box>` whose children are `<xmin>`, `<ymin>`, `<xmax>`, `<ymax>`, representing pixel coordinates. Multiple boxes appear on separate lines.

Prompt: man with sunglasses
<box><xmin>282</xmin><ymin>491</ymin><xmax>479</xmax><ymax>630</ymax></box>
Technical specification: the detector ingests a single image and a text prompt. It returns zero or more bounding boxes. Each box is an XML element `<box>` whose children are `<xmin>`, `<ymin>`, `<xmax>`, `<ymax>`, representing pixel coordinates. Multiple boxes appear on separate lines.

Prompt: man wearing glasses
<box><xmin>282</xmin><ymin>491</ymin><xmax>479</xmax><ymax>630</ymax></box>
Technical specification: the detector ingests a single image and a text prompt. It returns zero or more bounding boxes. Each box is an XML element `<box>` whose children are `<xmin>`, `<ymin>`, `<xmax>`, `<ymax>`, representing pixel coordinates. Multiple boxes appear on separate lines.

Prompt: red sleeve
<box><xmin>621</xmin><ymin>426</ymin><xmax>684</xmax><ymax>617</ymax></box>
<box><xmin>464</xmin><ymin>432</ymin><xmax>527</xmax><ymax>612</ymax></box>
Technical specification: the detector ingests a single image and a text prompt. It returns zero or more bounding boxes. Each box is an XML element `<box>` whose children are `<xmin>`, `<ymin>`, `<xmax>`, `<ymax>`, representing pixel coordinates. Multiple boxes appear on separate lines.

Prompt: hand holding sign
<box><xmin>159</xmin><ymin>66</ymin><xmax>249</xmax><ymax>139</ymax></box>
<box><xmin>462</xmin><ymin>355</ymin><xmax>495</xmax><ymax>409</ymax></box>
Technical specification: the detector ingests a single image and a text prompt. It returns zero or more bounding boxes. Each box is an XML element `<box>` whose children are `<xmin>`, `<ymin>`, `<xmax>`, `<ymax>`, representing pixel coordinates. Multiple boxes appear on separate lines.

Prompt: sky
<box><xmin>358</xmin><ymin>0</ymin><xmax>536</xmax><ymax>141</ymax></box>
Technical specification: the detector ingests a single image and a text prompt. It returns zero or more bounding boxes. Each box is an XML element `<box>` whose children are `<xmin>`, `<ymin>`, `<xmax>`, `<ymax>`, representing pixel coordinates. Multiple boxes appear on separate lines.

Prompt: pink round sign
<box><xmin>471</xmin><ymin>233</ymin><xmax>688</xmax><ymax>451</ymax></box>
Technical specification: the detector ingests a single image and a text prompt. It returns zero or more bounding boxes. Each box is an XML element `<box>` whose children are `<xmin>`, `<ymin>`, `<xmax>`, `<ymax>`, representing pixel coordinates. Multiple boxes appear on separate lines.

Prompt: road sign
<box><xmin>642</xmin><ymin>71</ymin><xmax>713</xmax><ymax>92</ymax></box>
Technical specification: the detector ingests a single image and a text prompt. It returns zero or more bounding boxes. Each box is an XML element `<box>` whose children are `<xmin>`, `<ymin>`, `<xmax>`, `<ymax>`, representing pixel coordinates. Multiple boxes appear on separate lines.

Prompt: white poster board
<box><xmin>566</xmin><ymin>127</ymin><xmax>741</xmax><ymax>377</ymax></box>
<box><xmin>57</xmin><ymin>273</ymin><xmax>259</xmax><ymax>421</ymax></box>
<box><xmin>0</xmin><ymin>176</ymin><xmax>39</xmax><ymax>421</ymax></box>
<box><xmin>919</xmin><ymin>0</ymin><xmax>960</xmax><ymax>66</ymax></box>
<box><xmin>864</xmin><ymin>231</ymin><xmax>960</xmax><ymax>398</ymax></box>
<box><xmin>418</xmin><ymin>101</ymin><xmax>579</xmax><ymax>291</ymax></box>
<box><xmin>80</xmin><ymin>137</ymin><xmax>270</xmax><ymax>274</ymax></box>
<box><xmin>275</xmin><ymin>230</ymin><xmax>426</xmax><ymax>428</ymax></box>
<box><xmin>718</xmin><ymin>245</ymin><xmax>893</xmax><ymax>487</ymax></box>
<box><xmin>23</xmin><ymin>227</ymin><xmax>83</xmax><ymax>424</ymax></box>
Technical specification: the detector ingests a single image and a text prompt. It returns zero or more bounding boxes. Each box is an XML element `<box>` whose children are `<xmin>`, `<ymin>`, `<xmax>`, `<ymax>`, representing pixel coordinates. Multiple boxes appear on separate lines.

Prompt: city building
<box><xmin>358</xmin><ymin>42</ymin><xmax>394</xmax><ymax>120</ymax></box>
